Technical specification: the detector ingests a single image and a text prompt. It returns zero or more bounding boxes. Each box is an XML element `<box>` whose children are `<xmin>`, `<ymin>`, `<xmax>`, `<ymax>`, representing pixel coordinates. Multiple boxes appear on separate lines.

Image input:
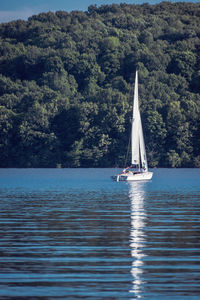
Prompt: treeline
<box><xmin>0</xmin><ymin>2</ymin><xmax>200</xmax><ymax>168</ymax></box>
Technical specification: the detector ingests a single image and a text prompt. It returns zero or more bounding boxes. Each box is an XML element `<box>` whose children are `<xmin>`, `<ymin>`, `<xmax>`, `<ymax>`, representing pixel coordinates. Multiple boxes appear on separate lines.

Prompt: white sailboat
<box><xmin>112</xmin><ymin>71</ymin><xmax>153</xmax><ymax>181</ymax></box>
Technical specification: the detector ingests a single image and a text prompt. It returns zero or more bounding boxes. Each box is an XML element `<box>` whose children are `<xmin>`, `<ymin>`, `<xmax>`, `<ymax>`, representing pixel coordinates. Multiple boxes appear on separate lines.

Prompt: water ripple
<box><xmin>0</xmin><ymin>168</ymin><xmax>200</xmax><ymax>298</ymax></box>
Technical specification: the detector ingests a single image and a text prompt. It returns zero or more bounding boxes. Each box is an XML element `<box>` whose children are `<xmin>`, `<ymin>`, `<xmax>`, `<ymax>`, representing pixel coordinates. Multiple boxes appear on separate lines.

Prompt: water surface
<box><xmin>0</xmin><ymin>168</ymin><xmax>200</xmax><ymax>299</ymax></box>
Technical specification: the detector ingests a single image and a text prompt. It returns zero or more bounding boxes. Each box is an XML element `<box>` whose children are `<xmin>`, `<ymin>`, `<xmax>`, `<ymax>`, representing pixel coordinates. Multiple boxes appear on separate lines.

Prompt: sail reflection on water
<box><xmin>129</xmin><ymin>182</ymin><xmax>146</xmax><ymax>298</ymax></box>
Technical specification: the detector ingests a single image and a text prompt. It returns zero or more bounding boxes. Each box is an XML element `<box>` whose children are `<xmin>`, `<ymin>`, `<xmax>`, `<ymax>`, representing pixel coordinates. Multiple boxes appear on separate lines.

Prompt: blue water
<box><xmin>0</xmin><ymin>168</ymin><xmax>200</xmax><ymax>299</ymax></box>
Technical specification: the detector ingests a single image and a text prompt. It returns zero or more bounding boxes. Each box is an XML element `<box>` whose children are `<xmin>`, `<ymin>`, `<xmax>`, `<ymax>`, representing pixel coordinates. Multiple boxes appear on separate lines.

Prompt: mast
<box><xmin>131</xmin><ymin>70</ymin><xmax>140</xmax><ymax>166</ymax></box>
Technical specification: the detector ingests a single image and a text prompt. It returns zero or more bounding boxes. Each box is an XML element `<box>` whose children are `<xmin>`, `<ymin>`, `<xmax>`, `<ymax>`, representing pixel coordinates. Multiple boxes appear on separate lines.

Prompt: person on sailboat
<box><xmin>122</xmin><ymin>166</ymin><xmax>130</xmax><ymax>173</ymax></box>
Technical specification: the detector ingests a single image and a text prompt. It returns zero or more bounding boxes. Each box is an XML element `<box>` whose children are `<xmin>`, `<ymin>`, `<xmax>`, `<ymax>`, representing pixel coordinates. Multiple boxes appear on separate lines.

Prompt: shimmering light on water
<box><xmin>0</xmin><ymin>168</ymin><xmax>200</xmax><ymax>299</ymax></box>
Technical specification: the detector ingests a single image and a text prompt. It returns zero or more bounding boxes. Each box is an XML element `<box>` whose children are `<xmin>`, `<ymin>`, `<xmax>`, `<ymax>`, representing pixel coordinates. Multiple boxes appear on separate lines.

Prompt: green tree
<box><xmin>0</xmin><ymin>2</ymin><xmax>200</xmax><ymax>167</ymax></box>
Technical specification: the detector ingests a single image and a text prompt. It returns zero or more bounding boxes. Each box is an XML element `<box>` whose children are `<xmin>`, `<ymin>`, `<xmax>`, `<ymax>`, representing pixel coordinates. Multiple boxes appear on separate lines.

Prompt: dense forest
<box><xmin>0</xmin><ymin>2</ymin><xmax>200</xmax><ymax>168</ymax></box>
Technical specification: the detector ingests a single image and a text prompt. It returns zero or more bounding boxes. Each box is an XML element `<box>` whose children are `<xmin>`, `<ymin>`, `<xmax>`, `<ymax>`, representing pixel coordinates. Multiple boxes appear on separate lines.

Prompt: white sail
<box><xmin>131</xmin><ymin>71</ymin><xmax>148</xmax><ymax>172</ymax></box>
<box><xmin>139</xmin><ymin>114</ymin><xmax>148</xmax><ymax>171</ymax></box>
<box><xmin>131</xmin><ymin>71</ymin><xmax>140</xmax><ymax>165</ymax></box>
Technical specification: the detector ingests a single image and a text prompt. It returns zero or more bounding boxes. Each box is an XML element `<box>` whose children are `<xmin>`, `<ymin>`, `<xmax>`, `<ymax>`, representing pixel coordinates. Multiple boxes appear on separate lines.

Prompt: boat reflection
<box><xmin>129</xmin><ymin>182</ymin><xmax>146</xmax><ymax>298</ymax></box>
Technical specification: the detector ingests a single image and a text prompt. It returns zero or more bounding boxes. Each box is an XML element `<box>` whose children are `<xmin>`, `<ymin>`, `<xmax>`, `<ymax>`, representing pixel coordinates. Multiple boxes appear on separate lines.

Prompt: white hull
<box><xmin>112</xmin><ymin>172</ymin><xmax>153</xmax><ymax>182</ymax></box>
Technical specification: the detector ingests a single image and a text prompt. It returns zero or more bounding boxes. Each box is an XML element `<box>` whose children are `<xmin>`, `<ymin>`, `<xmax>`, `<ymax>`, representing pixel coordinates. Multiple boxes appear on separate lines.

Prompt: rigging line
<box><xmin>124</xmin><ymin>80</ymin><xmax>134</xmax><ymax>168</ymax></box>
<box><xmin>124</xmin><ymin>133</ymin><xmax>131</xmax><ymax>168</ymax></box>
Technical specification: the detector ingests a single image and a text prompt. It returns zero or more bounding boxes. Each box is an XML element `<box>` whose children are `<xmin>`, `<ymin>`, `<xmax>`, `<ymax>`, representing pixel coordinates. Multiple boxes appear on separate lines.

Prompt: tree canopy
<box><xmin>0</xmin><ymin>2</ymin><xmax>200</xmax><ymax>167</ymax></box>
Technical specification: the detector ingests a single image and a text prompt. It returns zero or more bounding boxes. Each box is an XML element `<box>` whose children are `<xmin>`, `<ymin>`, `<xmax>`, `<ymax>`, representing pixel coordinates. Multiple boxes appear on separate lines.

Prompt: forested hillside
<box><xmin>0</xmin><ymin>2</ymin><xmax>200</xmax><ymax>167</ymax></box>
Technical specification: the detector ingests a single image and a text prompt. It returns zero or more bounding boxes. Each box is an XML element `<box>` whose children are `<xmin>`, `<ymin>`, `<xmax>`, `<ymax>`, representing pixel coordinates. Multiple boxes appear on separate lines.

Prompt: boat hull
<box><xmin>112</xmin><ymin>172</ymin><xmax>153</xmax><ymax>182</ymax></box>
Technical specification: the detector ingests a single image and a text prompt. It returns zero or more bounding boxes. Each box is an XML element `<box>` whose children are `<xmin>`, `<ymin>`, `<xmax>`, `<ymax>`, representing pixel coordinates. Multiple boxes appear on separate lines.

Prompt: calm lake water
<box><xmin>0</xmin><ymin>168</ymin><xmax>200</xmax><ymax>299</ymax></box>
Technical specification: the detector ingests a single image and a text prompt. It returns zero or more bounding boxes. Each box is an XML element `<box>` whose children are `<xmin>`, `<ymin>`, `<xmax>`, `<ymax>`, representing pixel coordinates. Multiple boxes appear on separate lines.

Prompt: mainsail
<box><xmin>131</xmin><ymin>71</ymin><xmax>148</xmax><ymax>172</ymax></box>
